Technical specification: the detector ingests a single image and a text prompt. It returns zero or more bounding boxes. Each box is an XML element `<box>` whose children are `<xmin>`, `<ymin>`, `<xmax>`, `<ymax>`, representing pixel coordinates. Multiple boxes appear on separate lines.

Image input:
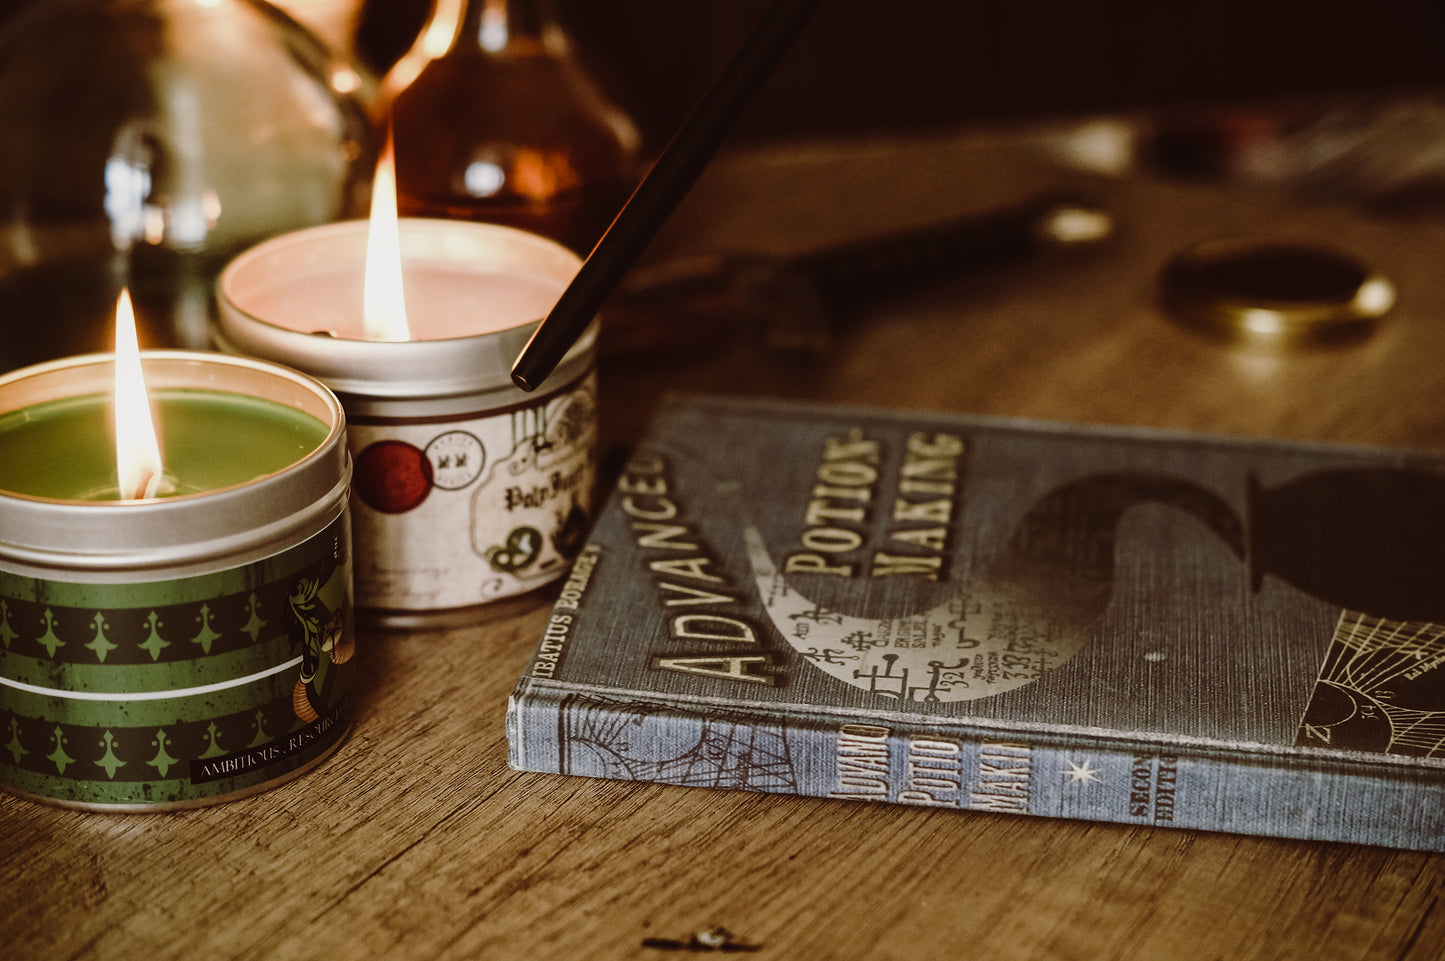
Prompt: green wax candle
<box><xmin>0</xmin><ymin>388</ymin><xmax>328</xmax><ymax>500</ymax></box>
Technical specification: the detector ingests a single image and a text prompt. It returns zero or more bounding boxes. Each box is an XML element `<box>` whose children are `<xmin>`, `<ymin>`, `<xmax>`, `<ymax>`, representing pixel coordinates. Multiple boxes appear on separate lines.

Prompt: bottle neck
<box><xmin>425</xmin><ymin>0</ymin><xmax>568</xmax><ymax>56</ymax></box>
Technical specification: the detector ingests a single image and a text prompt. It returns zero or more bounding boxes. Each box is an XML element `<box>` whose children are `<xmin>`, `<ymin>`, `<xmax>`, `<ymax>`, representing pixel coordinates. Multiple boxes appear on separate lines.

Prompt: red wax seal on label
<box><xmin>355</xmin><ymin>440</ymin><xmax>434</xmax><ymax>513</ymax></box>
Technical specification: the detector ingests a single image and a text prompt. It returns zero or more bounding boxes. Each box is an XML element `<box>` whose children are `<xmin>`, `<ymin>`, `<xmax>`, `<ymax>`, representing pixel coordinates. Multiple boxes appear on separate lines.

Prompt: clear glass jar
<box><xmin>0</xmin><ymin>0</ymin><xmax>377</xmax><ymax>372</ymax></box>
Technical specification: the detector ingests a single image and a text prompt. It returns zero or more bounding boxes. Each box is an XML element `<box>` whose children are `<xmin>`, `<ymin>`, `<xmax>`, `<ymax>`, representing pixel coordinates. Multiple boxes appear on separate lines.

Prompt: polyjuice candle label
<box><xmin>348</xmin><ymin>371</ymin><xmax>597</xmax><ymax>613</ymax></box>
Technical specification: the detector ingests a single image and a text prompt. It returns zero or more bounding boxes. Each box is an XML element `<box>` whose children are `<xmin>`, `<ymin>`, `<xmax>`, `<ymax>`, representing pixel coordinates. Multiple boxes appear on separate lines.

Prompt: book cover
<box><xmin>506</xmin><ymin>394</ymin><xmax>1445</xmax><ymax>851</ymax></box>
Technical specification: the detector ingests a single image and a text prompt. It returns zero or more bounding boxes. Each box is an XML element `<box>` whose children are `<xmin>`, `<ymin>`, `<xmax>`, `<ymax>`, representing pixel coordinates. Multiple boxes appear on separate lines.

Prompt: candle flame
<box><xmin>363</xmin><ymin>135</ymin><xmax>411</xmax><ymax>341</ymax></box>
<box><xmin>113</xmin><ymin>289</ymin><xmax>163</xmax><ymax>500</ymax></box>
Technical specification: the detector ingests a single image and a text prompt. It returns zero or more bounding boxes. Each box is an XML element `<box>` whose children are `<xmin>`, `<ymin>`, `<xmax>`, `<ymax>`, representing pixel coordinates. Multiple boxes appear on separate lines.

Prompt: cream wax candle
<box><xmin>216</xmin><ymin>218</ymin><xmax>597</xmax><ymax>625</ymax></box>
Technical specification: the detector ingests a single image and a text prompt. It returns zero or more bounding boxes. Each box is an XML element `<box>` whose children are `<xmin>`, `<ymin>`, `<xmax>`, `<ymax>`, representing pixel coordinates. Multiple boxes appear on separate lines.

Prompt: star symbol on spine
<box><xmin>1064</xmin><ymin>759</ymin><xmax>1102</xmax><ymax>785</ymax></box>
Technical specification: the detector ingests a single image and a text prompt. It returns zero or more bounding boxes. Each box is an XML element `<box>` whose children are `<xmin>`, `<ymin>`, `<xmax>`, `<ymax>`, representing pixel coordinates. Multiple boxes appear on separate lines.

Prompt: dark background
<box><xmin>1</xmin><ymin>0</ymin><xmax>1443</xmax><ymax>151</ymax></box>
<box><xmin>357</xmin><ymin>0</ymin><xmax>1445</xmax><ymax>150</ymax></box>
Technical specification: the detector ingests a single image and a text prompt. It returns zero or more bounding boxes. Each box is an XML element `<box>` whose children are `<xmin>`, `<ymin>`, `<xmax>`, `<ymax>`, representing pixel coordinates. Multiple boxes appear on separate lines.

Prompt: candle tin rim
<box><xmin>0</xmin><ymin>351</ymin><xmax>350</xmax><ymax>571</ymax></box>
<box><xmin>0</xmin><ymin>350</ymin><xmax>344</xmax><ymax>505</ymax></box>
<box><xmin>214</xmin><ymin>218</ymin><xmax>597</xmax><ymax>398</ymax></box>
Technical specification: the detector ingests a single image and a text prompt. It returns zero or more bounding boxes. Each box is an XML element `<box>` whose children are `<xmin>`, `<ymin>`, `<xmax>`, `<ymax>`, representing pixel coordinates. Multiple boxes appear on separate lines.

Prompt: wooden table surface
<box><xmin>6</xmin><ymin>126</ymin><xmax>1445</xmax><ymax>960</ymax></box>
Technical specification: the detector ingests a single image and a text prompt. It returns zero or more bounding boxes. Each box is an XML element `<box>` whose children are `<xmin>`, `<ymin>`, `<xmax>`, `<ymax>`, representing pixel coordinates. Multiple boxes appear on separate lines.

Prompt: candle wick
<box><xmin>133</xmin><ymin>469</ymin><xmax>155</xmax><ymax>501</ymax></box>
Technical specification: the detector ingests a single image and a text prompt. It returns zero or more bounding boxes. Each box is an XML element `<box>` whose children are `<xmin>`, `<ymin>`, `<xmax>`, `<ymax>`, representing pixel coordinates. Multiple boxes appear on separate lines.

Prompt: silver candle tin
<box><xmin>214</xmin><ymin>219</ymin><xmax>598</xmax><ymax>626</ymax></box>
<box><xmin>0</xmin><ymin>351</ymin><xmax>354</xmax><ymax>810</ymax></box>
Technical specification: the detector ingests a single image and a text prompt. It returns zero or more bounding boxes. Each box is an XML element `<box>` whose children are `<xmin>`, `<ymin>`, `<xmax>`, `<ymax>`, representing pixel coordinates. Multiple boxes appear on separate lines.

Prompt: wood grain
<box><xmin>5</xmin><ymin>126</ymin><xmax>1445</xmax><ymax>960</ymax></box>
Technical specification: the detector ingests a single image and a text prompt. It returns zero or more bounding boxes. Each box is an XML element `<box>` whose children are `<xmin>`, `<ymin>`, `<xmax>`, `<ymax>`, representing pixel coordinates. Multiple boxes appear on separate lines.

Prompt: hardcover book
<box><xmin>506</xmin><ymin>394</ymin><xmax>1445</xmax><ymax>851</ymax></box>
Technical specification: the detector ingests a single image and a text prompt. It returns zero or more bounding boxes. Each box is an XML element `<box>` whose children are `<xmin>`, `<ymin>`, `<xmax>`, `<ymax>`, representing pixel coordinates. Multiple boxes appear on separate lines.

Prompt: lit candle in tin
<box><xmin>0</xmin><ymin>294</ymin><xmax>327</xmax><ymax>502</ymax></box>
<box><xmin>216</xmin><ymin>154</ymin><xmax>600</xmax><ymax>626</ymax></box>
<box><xmin>0</xmin><ymin>337</ymin><xmax>355</xmax><ymax>811</ymax></box>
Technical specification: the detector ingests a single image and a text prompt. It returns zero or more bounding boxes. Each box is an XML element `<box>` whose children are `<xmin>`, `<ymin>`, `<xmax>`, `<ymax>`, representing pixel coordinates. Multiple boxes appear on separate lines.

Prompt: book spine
<box><xmin>507</xmin><ymin>685</ymin><xmax>1445</xmax><ymax>852</ymax></box>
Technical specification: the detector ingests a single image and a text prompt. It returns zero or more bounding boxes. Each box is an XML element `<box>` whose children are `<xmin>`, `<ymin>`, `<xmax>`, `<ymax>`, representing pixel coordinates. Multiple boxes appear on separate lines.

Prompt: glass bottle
<box><xmin>268</xmin><ymin>0</ymin><xmax>370</xmax><ymax>71</ymax></box>
<box><xmin>0</xmin><ymin>0</ymin><xmax>376</xmax><ymax>372</ymax></box>
<box><xmin>268</xmin><ymin>0</ymin><xmax>378</xmax><ymax>94</ymax></box>
<box><xmin>377</xmin><ymin>0</ymin><xmax>641</xmax><ymax>254</ymax></box>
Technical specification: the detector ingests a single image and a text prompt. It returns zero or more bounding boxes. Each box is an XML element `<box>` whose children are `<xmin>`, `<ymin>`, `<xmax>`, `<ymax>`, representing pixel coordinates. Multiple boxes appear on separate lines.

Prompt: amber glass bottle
<box><xmin>377</xmin><ymin>0</ymin><xmax>641</xmax><ymax>254</ymax></box>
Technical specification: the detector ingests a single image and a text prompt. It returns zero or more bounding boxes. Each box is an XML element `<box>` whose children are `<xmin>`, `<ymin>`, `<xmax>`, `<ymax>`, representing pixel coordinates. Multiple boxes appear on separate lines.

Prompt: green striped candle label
<box><xmin>0</xmin><ymin>515</ymin><xmax>355</xmax><ymax>808</ymax></box>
